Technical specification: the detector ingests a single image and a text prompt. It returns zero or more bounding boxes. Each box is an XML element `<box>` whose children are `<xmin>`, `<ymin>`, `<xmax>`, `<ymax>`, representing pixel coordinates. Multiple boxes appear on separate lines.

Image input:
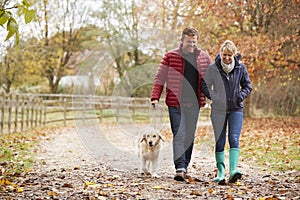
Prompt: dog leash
<box><xmin>151</xmin><ymin>102</ymin><xmax>157</xmax><ymax>130</ymax></box>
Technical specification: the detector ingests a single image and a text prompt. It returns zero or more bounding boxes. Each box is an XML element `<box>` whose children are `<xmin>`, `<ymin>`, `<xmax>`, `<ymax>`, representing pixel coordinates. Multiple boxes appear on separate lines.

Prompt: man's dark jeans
<box><xmin>168</xmin><ymin>104</ymin><xmax>199</xmax><ymax>172</ymax></box>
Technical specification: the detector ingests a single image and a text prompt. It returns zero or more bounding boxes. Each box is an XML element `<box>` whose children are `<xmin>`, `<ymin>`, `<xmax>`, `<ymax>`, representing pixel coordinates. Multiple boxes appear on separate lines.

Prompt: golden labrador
<box><xmin>138</xmin><ymin>128</ymin><xmax>164</xmax><ymax>178</ymax></box>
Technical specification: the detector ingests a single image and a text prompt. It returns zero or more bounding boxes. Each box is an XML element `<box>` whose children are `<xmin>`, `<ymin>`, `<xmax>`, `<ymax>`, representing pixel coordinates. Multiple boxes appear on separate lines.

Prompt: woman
<box><xmin>202</xmin><ymin>40</ymin><xmax>252</xmax><ymax>183</ymax></box>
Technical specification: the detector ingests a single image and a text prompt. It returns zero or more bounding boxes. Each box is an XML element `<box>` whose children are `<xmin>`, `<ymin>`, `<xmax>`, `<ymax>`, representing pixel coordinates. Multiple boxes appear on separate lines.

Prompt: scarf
<box><xmin>221</xmin><ymin>59</ymin><xmax>235</xmax><ymax>74</ymax></box>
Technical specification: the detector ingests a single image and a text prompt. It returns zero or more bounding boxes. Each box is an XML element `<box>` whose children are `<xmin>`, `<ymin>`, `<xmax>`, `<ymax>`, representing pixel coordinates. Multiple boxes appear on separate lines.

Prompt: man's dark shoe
<box><xmin>174</xmin><ymin>171</ymin><xmax>186</xmax><ymax>181</ymax></box>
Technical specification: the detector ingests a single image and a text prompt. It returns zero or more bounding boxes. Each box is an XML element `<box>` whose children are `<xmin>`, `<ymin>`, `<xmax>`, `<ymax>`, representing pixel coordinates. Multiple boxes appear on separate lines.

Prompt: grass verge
<box><xmin>0</xmin><ymin>129</ymin><xmax>53</xmax><ymax>183</ymax></box>
<box><xmin>194</xmin><ymin>117</ymin><xmax>300</xmax><ymax>172</ymax></box>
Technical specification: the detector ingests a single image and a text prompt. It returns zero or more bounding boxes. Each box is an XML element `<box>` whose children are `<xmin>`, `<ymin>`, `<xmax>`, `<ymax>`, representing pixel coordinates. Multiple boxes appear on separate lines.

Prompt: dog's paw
<box><xmin>140</xmin><ymin>171</ymin><xmax>151</xmax><ymax>176</ymax></box>
<box><xmin>151</xmin><ymin>173</ymin><xmax>160</xmax><ymax>178</ymax></box>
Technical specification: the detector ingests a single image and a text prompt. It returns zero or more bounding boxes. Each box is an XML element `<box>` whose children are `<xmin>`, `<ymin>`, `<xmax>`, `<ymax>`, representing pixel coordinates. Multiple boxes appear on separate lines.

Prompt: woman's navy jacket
<box><xmin>201</xmin><ymin>54</ymin><xmax>252</xmax><ymax>113</ymax></box>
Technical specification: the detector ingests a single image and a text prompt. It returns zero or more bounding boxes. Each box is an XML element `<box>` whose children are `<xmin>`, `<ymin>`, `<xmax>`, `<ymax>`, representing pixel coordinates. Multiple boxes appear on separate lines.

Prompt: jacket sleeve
<box><xmin>201</xmin><ymin>80</ymin><xmax>211</xmax><ymax>99</ymax></box>
<box><xmin>202</xmin><ymin>64</ymin><xmax>217</xmax><ymax>100</ymax></box>
<box><xmin>239</xmin><ymin>64</ymin><xmax>252</xmax><ymax>102</ymax></box>
<box><xmin>151</xmin><ymin>54</ymin><xmax>169</xmax><ymax>101</ymax></box>
<box><xmin>200</xmin><ymin>54</ymin><xmax>213</xmax><ymax>98</ymax></box>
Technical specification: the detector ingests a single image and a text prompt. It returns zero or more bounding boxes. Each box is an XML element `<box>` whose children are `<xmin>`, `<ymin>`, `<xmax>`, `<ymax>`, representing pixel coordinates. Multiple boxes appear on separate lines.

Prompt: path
<box><xmin>2</xmin><ymin>123</ymin><xmax>299</xmax><ymax>199</ymax></box>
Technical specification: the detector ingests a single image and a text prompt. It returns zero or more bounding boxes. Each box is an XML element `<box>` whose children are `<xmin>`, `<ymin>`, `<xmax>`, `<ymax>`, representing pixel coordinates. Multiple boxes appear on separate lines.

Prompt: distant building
<box><xmin>59</xmin><ymin>75</ymin><xmax>100</xmax><ymax>88</ymax></box>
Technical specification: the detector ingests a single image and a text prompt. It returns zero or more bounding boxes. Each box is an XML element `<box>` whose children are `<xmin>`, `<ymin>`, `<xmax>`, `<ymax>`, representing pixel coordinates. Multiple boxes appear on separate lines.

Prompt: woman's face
<box><xmin>221</xmin><ymin>49</ymin><xmax>234</xmax><ymax>64</ymax></box>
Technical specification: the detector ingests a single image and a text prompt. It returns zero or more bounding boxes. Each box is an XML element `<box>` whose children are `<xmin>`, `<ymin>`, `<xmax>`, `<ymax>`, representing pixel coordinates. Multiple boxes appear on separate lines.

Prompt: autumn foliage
<box><xmin>0</xmin><ymin>0</ymin><xmax>299</xmax><ymax>116</ymax></box>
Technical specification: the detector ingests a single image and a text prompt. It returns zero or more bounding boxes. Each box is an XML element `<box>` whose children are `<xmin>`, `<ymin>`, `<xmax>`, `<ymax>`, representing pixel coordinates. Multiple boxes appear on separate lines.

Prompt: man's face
<box><xmin>181</xmin><ymin>35</ymin><xmax>197</xmax><ymax>54</ymax></box>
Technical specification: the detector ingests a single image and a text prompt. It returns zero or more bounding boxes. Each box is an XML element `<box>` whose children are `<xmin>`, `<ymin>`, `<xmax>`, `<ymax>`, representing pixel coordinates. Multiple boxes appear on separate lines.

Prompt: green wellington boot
<box><xmin>229</xmin><ymin>148</ymin><xmax>242</xmax><ymax>183</ymax></box>
<box><xmin>213</xmin><ymin>151</ymin><xmax>225</xmax><ymax>183</ymax></box>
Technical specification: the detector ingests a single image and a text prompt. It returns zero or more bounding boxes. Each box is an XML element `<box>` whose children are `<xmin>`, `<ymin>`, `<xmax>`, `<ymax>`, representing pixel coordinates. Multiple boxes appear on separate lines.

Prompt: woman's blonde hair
<box><xmin>220</xmin><ymin>40</ymin><xmax>237</xmax><ymax>56</ymax></box>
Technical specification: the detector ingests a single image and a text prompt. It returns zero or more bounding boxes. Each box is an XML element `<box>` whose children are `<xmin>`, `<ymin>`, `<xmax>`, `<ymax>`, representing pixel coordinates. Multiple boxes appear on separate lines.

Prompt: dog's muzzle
<box><xmin>149</xmin><ymin>141</ymin><xmax>153</xmax><ymax>147</ymax></box>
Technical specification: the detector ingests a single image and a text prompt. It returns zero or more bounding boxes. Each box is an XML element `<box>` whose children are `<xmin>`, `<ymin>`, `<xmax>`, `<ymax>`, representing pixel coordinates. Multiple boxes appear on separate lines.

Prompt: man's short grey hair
<box><xmin>181</xmin><ymin>27</ymin><xmax>199</xmax><ymax>40</ymax></box>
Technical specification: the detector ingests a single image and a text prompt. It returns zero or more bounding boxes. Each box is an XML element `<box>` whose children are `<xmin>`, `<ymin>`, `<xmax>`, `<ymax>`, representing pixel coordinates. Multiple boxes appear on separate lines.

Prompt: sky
<box><xmin>0</xmin><ymin>0</ymin><xmax>102</xmax><ymax>59</ymax></box>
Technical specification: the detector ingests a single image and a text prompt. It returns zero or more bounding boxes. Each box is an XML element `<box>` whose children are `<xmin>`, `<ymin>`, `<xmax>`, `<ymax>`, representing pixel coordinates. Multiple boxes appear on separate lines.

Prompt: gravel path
<box><xmin>3</xmin><ymin>122</ymin><xmax>299</xmax><ymax>199</ymax></box>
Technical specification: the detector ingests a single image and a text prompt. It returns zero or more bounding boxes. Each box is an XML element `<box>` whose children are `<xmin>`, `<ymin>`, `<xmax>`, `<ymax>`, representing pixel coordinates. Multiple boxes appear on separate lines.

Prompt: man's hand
<box><xmin>151</xmin><ymin>100</ymin><xmax>159</xmax><ymax>108</ymax></box>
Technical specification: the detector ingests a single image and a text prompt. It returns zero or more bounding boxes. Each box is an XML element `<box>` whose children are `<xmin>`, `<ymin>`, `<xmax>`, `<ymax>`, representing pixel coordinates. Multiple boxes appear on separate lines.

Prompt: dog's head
<box><xmin>140</xmin><ymin>129</ymin><xmax>164</xmax><ymax>148</ymax></box>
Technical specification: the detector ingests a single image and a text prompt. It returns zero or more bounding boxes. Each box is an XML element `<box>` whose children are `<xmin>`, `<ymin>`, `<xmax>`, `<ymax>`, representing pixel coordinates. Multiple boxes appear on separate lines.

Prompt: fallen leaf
<box><xmin>62</xmin><ymin>183</ymin><xmax>73</xmax><ymax>188</ymax></box>
<box><xmin>17</xmin><ymin>187</ymin><xmax>24</xmax><ymax>193</ymax></box>
<box><xmin>228</xmin><ymin>188</ymin><xmax>234</xmax><ymax>193</ymax></box>
<box><xmin>48</xmin><ymin>190</ymin><xmax>57</xmax><ymax>197</ymax></box>
<box><xmin>226</xmin><ymin>194</ymin><xmax>234</xmax><ymax>200</ymax></box>
<box><xmin>104</xmin><ymin>183</ymin><xmax>114</xmax><ymax>187</ymax></box>
<box><xmin>188</xmin><ymin>176</ymin><xmax>203</xmax><ymax>183</ymax></box>
<box><xmin>190</xmin><ymin>190</ymin><xmax>202</xmax><ymax>196</ymax></box>
<box><xmin>0</xmin><ymin>178</ymin><xmax>11</xmax><ymax>186</ymax></box>
<box><xmin>152</xmin><ymin>185</ymin><xmax>164</xmax><ymax>189</ymax></box>
<box><xmin>279</xmin><ymin>189</ymin><xmax>287</xmax><ymax>194</ymax></box>
<box><xmin>208</xmin><ymin>188</ymin><xmax>214</xmax><ymax>194</ymax></box>
<box><xmin>84</xmin><ymin>181</ymin><xmax>96</xmax><ymax>186</ymax></box>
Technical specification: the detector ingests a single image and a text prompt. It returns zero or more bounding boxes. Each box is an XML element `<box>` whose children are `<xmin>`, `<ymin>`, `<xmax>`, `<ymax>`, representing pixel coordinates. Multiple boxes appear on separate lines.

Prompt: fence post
<box><xmin>21</xmin><ymin>95</ymin><xmax>25</xmax><ymax>132</ymax></box>
<box><xmin>116</xmin><ymin>97</ymin><xmax>120</xmax><ymax>123</ymax></box>
<box><xmin>99</xmin><ymin>98</ymin><xmax>103</xmax><ymax>123</ymax></box>
<box><xmin>63</xmin><ymin>98</ymin><xmax>66</xmax><ymax>126</ymax></box>
<box><xmin>8</xmin><ymin>93</ymin><xmax>12</xmax><ymax>134</ymax></box>
<box><xmin>43</xmin><ymin>104</ymin><xmax>47</xmax><ymax>126</ymax></box>
<box><xmin>132</xmin><ymin>99</ymin><xmax>135</xmax><ymax>120</ymax></box>
<box><xmin>14</xmin><ymin>94</ymin><xmax>19</xmax><ymax>133</ymax></box>
<box><xmin>39</xmin><ymin>98</ymin><xmax>43</xmax><ymax>126</ymax></box>
<box><xmin>30</xmin><ymin>97</ymin><xmax>34</xmax><ymax>129</ymax></box>
<box><xmin>34</xmin><ymin>97</ymin><xmax>38</xmax><ymax>127</ymax></box>
<box><xmin>83</xmin><ymin>98</ymin><xmax>86</xmax><ymax>125</ymax></box>
<box><xmin>26</xmin><ymin>95</ymin><xmax>30</xmax><ymax>131</ymax></box>
<box><xmin>1</xmin><ymin>92</ymin><xmax>5</xmax><ymax>134</ymax></box>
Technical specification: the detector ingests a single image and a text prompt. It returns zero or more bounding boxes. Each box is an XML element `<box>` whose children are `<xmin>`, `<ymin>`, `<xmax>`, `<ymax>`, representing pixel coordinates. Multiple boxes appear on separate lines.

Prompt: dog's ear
<box><xmin>159</xmin><ymin>134</ymin><xmax>165</xmax><ymax>142</ymax></box>
<box><xmin>140</xmin><ymin>135</ymin><xmax>146</xmax><ymax>143</ymax></box>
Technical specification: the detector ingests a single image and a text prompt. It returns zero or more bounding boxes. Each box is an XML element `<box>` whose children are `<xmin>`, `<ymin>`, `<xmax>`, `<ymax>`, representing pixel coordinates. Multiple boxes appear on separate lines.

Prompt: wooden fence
<box><xmin>0</xmin><ymin>93</ymin><xmax>210</xmax><ymax>134</ymax></box>
<box><xmin>0</xmin><ymin>93</ymin><xmax>44</xmax><ymax>134</ymax></box>
<box><xmin>38</xmin><ymin>94</ymin><xmax>160</xmax><ymax>126</ymax></box>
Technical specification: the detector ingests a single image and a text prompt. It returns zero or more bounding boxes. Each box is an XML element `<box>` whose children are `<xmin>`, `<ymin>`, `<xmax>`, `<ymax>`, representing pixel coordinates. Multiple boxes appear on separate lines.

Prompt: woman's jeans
<box><xmin>211</xmin><ymin>111</ymin><xmax>243</xmax><ymax>152</ymax></box>
<box><xmin>168</xmin><ymin>104</ymin><xmax>199</xmax><ymax>172</ymax></box>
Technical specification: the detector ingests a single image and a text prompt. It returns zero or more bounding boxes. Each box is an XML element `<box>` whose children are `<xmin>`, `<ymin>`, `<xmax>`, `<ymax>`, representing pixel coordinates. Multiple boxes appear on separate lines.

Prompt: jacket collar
<box><xmin>215</xmin><ymin>53</ymin><xmax>242</xmax><ymax>70</ymax></box>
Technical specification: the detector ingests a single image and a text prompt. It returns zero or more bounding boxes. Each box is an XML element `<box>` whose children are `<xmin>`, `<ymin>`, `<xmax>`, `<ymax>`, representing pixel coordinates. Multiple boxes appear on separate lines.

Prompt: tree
<box><xmin>0</xmin><ymin>42</ymin><xmax>26</xmax><ymax>93</ymax></box>
<box><xmin>138</xmin><ymin>0</ymin><xmax>299</xmax><ymax>115</ymax></box>
<box><xmin>0</xmin><ymin>0</ymin><xmax>36</xmax><ymax>44</ymax></box>
<box><xmin>192</xmin><ymin>0</ymin><xmax>299</xmax><ymax>115</ymax></box>
<box><xmin>29</xmin><ymin>0</ymin><xmax>93</xmax><ymax>93</ymax></box>
<box><xmin>93</xmin><ymin>0</ymin><xmax>149</xmax><ymax>96</ymax></box>
<box><xmin>1</xmin><ymin>0</ymin><xmax>298</xmax><ymax>115</ymax></box>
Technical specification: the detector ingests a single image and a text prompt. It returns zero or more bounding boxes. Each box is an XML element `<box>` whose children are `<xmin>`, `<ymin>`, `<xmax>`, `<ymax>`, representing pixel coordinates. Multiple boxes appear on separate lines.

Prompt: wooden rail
<box><xmin>0</xmin><ymin>93</ymin><xmax>44</xmax><ymax>134</ymax></box>
<box><xmin>0</xmin><ymin>93</ymin><xmax>210</xmax><ymax>134</ymax></box>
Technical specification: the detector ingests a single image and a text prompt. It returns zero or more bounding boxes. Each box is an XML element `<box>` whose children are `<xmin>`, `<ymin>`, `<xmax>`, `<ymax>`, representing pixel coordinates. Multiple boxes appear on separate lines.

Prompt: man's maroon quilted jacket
<box><xmin>151</xmin><ymin>47</ymin><xmax>212</xmax><ymax>107</ymax></box>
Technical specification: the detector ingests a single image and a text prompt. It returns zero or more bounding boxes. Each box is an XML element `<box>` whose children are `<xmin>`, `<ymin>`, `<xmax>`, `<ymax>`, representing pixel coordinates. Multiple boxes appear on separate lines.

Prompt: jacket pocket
<box><xmin>236</xmin><ymin>92</ymin><xmax>244</xmax><ymax>108</ymax></box>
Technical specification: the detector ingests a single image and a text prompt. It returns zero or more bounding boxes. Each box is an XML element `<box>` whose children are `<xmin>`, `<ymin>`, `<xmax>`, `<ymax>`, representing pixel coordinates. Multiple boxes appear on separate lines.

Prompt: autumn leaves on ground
<box><xmin>195</xmin><ymin>117</ymin><xmax>300</xmax><ymax>173</ymax></box>
<box><xmin>0</xmin><ymin>117</ymin><xmax>299</xmax><ymax>199</ymax></box>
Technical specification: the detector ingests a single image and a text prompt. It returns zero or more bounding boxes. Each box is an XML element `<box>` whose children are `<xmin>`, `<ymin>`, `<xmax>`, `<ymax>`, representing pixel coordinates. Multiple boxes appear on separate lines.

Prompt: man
<box><xmin>151</xmin><ymin>27</ymin><xmax>212</xmax><ymax>181</ymax></box>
